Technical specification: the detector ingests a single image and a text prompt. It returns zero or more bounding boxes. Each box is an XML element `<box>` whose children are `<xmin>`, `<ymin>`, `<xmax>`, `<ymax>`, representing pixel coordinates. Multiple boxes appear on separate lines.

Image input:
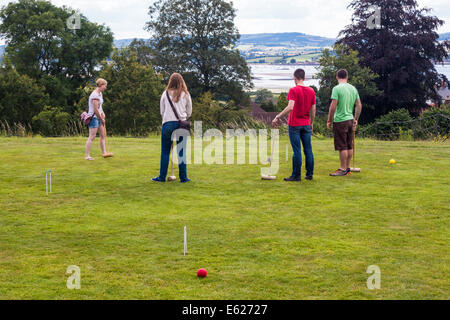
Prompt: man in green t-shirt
<box><xmin>327</xmin><ymin>69</ymin><xmax>363</xmax><ymax>176</ymax></box>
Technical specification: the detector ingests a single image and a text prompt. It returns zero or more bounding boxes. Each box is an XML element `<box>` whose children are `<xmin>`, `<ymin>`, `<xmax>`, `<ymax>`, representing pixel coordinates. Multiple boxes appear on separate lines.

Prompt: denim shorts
<box><xmin>88</xmin><ymin>117</ymin><xmax>103</xmax><ymax>129</ymax></box>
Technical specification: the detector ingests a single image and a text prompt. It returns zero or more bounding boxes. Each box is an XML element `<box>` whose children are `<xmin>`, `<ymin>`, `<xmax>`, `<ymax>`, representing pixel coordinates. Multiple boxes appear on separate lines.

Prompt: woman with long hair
<box><xmin>153</xmin><ymin>73</ymin><xmax>192</xmax><ymax>183</ymax></box>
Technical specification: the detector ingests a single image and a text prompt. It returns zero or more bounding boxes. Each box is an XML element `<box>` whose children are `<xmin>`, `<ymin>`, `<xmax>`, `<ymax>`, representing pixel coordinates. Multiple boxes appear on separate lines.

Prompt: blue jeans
<box><xmin>289</xmin><ymin>125</ymin><xmax>314</xmax><ymax>178</ymax></box>
<box><xmin>157</xmin><ymin>121</ymin><xmax>189</xmax><ymax>182</ymax></box>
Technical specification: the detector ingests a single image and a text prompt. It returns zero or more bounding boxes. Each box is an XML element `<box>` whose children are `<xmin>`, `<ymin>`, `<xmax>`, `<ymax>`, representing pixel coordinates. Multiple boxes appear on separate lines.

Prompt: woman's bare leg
<box><xmin>85</xmin><ymin>127</ymin><xmax>99</xmax><ymax>159</ymax></box>
<box><xmin>99</xmin><ymin>125</ymin><xmax>107</xmax><ymax>155</ymax></box>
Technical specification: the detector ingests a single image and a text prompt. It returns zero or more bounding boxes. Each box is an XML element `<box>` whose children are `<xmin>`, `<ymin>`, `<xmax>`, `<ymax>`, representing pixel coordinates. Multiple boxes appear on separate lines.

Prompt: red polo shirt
<box><xmin>287</xmin><ymin>85</ymin><xmax>316</xmax><ymax>127</ymax></box>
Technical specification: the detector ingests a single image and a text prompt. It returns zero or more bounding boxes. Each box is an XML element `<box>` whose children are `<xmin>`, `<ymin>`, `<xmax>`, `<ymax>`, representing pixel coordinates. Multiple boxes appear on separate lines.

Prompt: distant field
<box><xmin>0</xmin><ymin>136</ymin><xmax>449</xmax><ymax>299</ymax></box>
<box><xmin>247</xmin><ymin>52</ymin><xmax>322</xmax><ymax>64</ymax></box>
<box><xmin>289</xmin><ymin>52</ymin><xmax>322</xmax><ymax>62</ymax></box>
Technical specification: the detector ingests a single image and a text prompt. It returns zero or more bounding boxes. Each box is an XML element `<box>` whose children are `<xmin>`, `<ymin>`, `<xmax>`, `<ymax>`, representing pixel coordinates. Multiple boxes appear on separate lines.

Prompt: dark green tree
<box><xmin>32</xmin><ymin>105</ymin><xmax>72</xmax><ymax>137</ymax></box>
<box><xmin>254</xmin><ymin>89</ymin><xmax>273</xmax><ymax>105</ymax></box>
<box><xmin>260</xmin><ymin>100</ymin><xmax>277</xmax><ymax>112</ymax></box>
<box><xmin>276</xmin><ymin>92</ymin><xmax>288</xmax><ymax>111</ymax></box>
<box><xmin>0</xmin><ymin>0</ymin><xmax>113</xmax><ymax>111</ymax></box>
<box><xmin>97</xmin><ymin>48</ymin><xmax>165</xmax><ymax>135</ymax></box>
<box><xmin>315</xmin><ymin>44</ymin><xmax>381</xmax><ymax>121</ymax></box>
<box><xmin>128</xmin><ymin>39</ymin><xmax>155</xmax><ymax>66</ymax></box>
<box><xmin>338</xmin><ymin>0</ymin><xmax>450</xmax><ymax>116</ymax></box>
<box><xmin>0</xmin><ymin>57</ymin><xmax>49</xmax><ymax>125</ymax></box>
<box><xmin>191</xmin><ymin>92</ymin><xmax>265</xmax><ymax>132</ymax></box>
<box><xmin>145</xmin><ymin>0</ymin><xmax>252</xmax><ymax>104</ymax></box>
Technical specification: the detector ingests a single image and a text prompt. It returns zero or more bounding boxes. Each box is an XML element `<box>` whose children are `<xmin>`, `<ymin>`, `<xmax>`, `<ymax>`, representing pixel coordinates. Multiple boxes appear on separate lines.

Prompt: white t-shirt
<box><xmin>88</xmin><ymin>91</ymin><xmax>104</xmax><ymax>118</ymax></box>
<box><xmin>160</xmin><ymin>91</ymin><xmax>192</xmax><ymax>125</ymax></box>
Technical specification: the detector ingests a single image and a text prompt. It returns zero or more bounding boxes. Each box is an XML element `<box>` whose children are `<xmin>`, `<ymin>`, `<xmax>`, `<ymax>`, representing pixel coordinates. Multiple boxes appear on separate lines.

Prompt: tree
<box><xmin>254</xmin><ymin>89</ymin><xmax>273</xmax><ymax>105</ymax></box>
<box><xmin>254</xmin><ymin>89</ymin><xmax>278</xmax><ymax>112</ymax></box>
<box><xmin>260</xmin><ymin>100</ymin><xmax>277</xmax><ymax>112</ymax></box>
<box><xmin>0</xmin><ymin>57</ymin><xmax>49</xmax><ymax>125</ymax></box>
<box><xmin>32</xmin><ymin>106</ymin><xmax>72</xmax><ymax>137</ymax></box>
<box><xmin>96</xmin><ymin>48</ymin><xmax>165</xmax><ymax>136</ymax></box>
<box><xmin>309</xmin><ymin>85</ymin><xmax>323</xmax><ymax>114</ymax></box>
<box><xmin>0</xmin><ymin>0</ymin><xmax>113</xmax><ymax>111</ymax></box>
<box><xmin>128</xmin><ymin>39</ymin><xmax>155</xmax><ymax>66</ymax></box>
<box><xmin>276</xmin><ymin>92</ymin><xmax>288</xmax><ymax>111</ymax></box>
<box><xmin>315</xmin><ymin>44</ymin><xmax>381</xmax><ymax>121</ymax></box>
<box><xmin>191</xmin><ymin>92</ymin><xmax>264</xmax><ymax>132</ymax></box>
<box><xmin>145</xmin><ymin>0</ymin><xmax>252</xmax><ymax>104</ymax></box>
<box><xmin>338</xmin><ymin>0</ymin><xmax>450</xmax><ymax>116</ymax></box>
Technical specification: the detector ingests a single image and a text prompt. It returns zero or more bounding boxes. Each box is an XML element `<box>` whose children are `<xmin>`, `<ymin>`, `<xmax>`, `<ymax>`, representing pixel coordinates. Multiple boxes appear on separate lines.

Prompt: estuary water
<box><xmin>250</xmin><ymin>63</ymin><xmax>450</xmax><ymax>93</ymax></box>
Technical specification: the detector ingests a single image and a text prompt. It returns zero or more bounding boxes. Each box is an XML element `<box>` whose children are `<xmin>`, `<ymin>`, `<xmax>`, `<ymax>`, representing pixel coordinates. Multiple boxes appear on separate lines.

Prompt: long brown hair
<box><xmin>166</xmin><ymin>73</ymin><xmax>189</xmax><ymax>103</ymax></box>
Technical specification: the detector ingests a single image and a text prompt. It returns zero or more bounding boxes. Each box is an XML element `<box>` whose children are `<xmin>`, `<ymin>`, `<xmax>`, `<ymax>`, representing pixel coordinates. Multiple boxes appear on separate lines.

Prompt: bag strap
<box><xmin>166</xmin><ymin>91</ymin><xmax>181</xmax><ymax>121</ymax></box>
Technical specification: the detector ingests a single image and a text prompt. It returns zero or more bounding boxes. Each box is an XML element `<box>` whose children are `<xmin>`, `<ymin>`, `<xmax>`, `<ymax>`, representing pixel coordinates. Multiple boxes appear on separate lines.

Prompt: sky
<box><xmin>0</xmin><ymin>0</ymin><xmax>449</xmax><ymax>45</ymax></box>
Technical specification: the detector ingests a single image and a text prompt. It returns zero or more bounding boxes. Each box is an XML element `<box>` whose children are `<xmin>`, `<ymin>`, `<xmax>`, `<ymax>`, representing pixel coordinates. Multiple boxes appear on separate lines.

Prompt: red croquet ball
<box><xmin>197</xmin><ymin>269</ymin><xmax>207</xmax><ymax>278</ymax></box>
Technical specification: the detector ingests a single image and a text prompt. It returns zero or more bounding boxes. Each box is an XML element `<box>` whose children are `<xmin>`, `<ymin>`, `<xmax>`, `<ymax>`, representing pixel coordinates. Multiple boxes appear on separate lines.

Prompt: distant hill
<box><xmin>114</xmin><ymin>32</ymin><xmax>450</xmax><ymax>48</ymax></box>
<box><xmin>112</xmin><ymin>33</ymin><xmax>336</xmax><ymax>49</ymax></box>
<box><xmin>0</xmin><ymin>32</ymin><xmax>448</xmax><ymax>59</ymax></box>
<box><xmin>238</xmin><ymin>33</ymin><xmax>335</xmax><ymax>47</ymax></box>
<box><xmin>439</xmin><ymin>33</ymin><xmax>450</xmax><ymax>41</ymax></box>
<box><xmin>114</xmin><ymin>38</ymin><xmax>147</xmax><ymax>48</ymax></box>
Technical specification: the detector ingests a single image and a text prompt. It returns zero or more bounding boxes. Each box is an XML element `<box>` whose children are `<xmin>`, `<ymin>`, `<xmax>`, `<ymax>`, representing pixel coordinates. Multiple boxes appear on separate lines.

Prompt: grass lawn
<box><xmin>0</xmin><ymin>136</ymin><xmax>449</xmax><ymax>300</ymax></box>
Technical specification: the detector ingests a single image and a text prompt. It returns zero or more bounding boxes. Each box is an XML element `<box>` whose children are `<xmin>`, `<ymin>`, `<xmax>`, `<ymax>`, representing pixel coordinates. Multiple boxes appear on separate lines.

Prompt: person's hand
<box><xmin>311</xmin><ymin>124</ymin><xmax>314</xmax><ymax>133</ymax></box>
<box><xmin>101</xmin><ymin>113</ymin><xmax>106</xmax><ymax>120</ymax></box>
<box><xmin>101</xmin><ymin>118</ymin><xmax>106</xmax><ymax>126</ymax></box>
<box><xmin>327</xmin><ymin>120</ymin><xmax>332</xmax><ymax>130</ymax></box>
<box><xmin>353</xmin><ymin>119</ymin><xmax>358</xmax><ymax>130</ymax></box>
<box><xmin>272</xmin><ymin>117</ymin><xmax>280</xmax><ymax>128</ymax></box>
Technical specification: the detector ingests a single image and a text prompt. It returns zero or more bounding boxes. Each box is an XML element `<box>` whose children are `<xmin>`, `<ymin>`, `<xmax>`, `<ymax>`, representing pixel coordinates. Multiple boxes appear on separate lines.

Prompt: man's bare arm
<box><xmin>272</xmin><ymin>100</ymin><xmax>295</xmax><ymax>126</ymax></box>
<box><xmin>310</xmin><ymin>104</ymin><xmax>316</xmax><ymax>131</ymax></box>
<box><xmin>327</xmin><ymin>100</ymin><xmax>338</xmax><ymax>129</ymax></box>
<box><xmin>354</xmin><ymin>99</ymin><xmax>362</xmax><ymax>123</ymax></box>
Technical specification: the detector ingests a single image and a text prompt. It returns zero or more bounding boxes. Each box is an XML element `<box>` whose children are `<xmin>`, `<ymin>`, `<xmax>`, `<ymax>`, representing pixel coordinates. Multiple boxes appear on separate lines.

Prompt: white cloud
<box><xmin>233</xmin><ymin>0</ymin><xmax>353</xmax><ymax>37</ymax></box>
<box><xmin>418</xmin><ymin>0</ymin><xmax>450</xmax><ymax>32</ymax></box>
<box><xmin>0</xmin><ymin>0</ymin><xmax>448</xmax><ymax>45</ymax></box>
<box><xmin>50</xmin><ymin>0</ymin><xmax>154</xmax><ymax>39</ymax></box>
<box><xmin>233</xmin><ymin>0</ymin><xmax>449</xmax><ymax>36</ymax></box>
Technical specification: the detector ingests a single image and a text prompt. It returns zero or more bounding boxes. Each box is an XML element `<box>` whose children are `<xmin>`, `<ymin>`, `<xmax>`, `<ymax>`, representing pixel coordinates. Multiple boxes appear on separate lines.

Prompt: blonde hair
<box><xmin>166</xmin><ymin>73</ymin><xmax>189</xmax><ymax>103</ymax></box>
<box><xmin>96</xmin><ymin>78</ymin><xmax>107</xmax><ymax>87</ymax></box>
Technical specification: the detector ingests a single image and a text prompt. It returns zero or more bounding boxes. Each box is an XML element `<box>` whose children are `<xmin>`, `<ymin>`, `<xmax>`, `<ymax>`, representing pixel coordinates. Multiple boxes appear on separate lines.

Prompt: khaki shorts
<box><xmin>333</xmin><ymin>120</ymin><xmax>354</xmax><ymax>151</ymax></box>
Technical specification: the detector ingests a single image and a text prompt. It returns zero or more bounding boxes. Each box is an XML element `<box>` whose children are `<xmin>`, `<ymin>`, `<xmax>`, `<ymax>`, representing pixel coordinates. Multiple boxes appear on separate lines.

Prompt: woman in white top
<box><xmin>153</xmin><ymin>73</ymin><xmax>192</xmax><ymax>183</ymax></box>
<box><xmin>85</xmin><ymin>78</ymin><xmax>114</xmax><ymax>160</ymax></box>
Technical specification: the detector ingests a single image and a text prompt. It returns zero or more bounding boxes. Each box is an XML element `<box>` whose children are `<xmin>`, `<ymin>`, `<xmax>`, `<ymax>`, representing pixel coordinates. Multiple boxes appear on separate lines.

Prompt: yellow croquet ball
<box><xmin>389</xmin><ymin>159</ymin><xmax>396</xmax><ymax>165</ymax></box>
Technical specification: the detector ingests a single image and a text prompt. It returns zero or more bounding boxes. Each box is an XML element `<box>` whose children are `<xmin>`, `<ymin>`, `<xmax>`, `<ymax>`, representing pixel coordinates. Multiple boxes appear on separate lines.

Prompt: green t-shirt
<box><xmin>331</xmin><ymin>83</ymin><xmax>360</xmax><ymax>123</ymax></box>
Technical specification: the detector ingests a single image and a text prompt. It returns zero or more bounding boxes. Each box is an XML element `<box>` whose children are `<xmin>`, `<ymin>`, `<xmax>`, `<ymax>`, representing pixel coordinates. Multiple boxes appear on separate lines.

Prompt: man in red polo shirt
<box><xmin>272</xmin><ymin>69</ymin><xmax>316</xmax><ymax>182</ymax></box>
